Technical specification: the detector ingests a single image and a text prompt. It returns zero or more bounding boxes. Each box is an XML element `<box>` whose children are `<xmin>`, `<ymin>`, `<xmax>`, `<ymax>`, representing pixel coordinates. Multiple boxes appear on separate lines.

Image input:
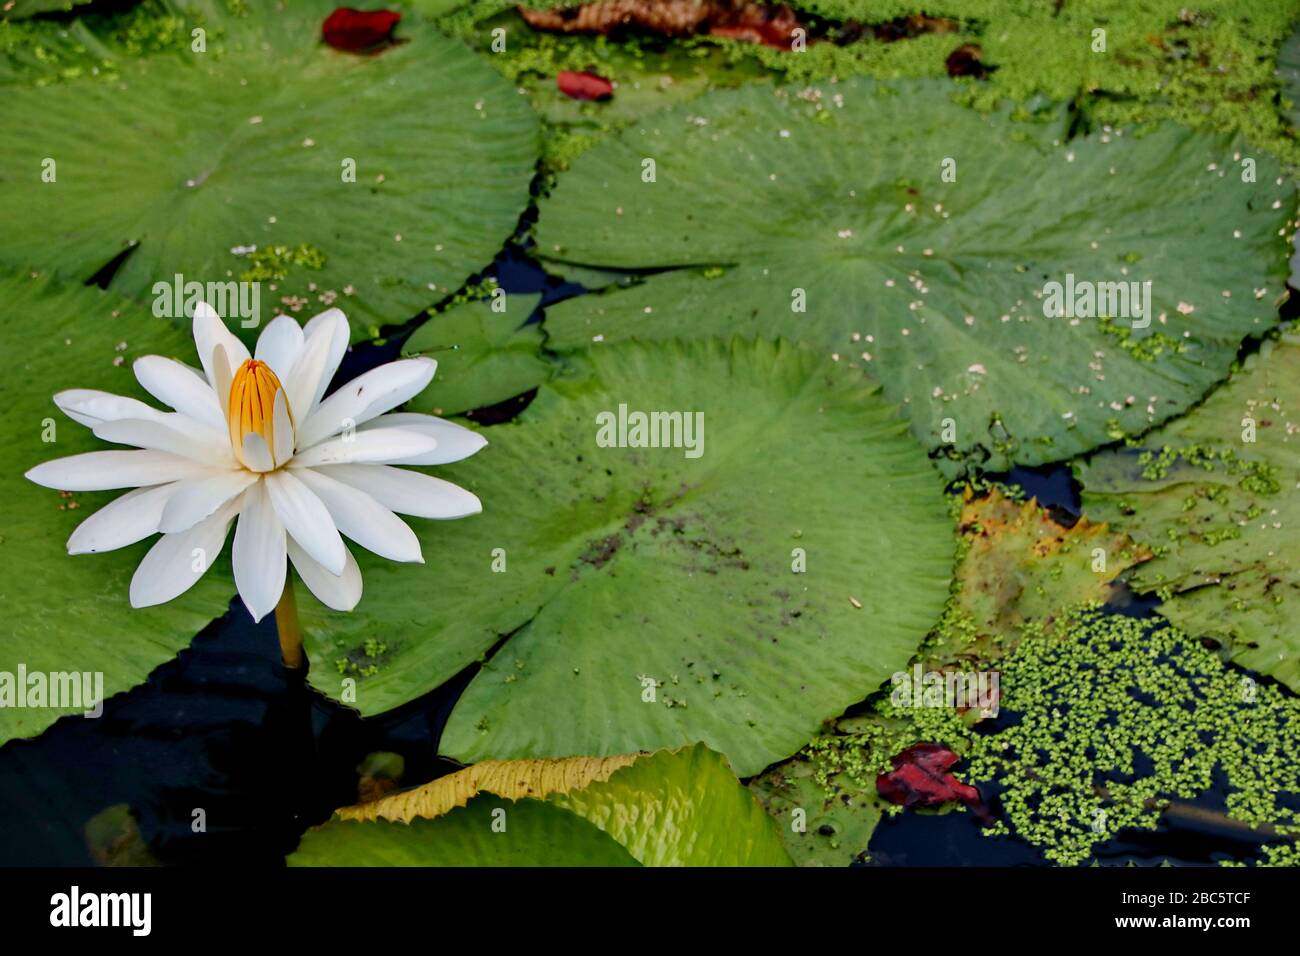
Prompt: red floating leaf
<box><xmin>557</xmin><ymin>70</ymin><xmax>614</xmax><ymax>101</ymax></box>
<box><xmin>876</xmin><ymin>742</ymin><xmax>991</xmax><ymax>823</ymax></box>
<box><xmin>323</xmin><ymin>7</ymin><xmax>401</xmax><ymax>52</ymax></box>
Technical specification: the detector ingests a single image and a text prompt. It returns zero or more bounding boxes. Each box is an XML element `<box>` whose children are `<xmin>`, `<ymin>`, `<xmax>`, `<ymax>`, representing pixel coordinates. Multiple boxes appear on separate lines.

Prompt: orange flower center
<box><xmin>228</xmin><ymin>359</ymin><xmax>286</xmax><ymax>455</ymax></box>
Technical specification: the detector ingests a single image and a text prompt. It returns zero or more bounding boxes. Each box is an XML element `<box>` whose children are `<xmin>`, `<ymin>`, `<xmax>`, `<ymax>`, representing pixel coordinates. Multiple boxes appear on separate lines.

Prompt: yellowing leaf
<box><xmin>337</xmin><ymin>753</ymin><xmax>638</xmax><ymax>824</ymax></box>
<box><xmin>941</xmin><ymin>487</ymin><xmax>1152</xmax><ymax>662</ymax></box>
<box><xmin>299</xmin><ymin>745</ymin><xmax>793</xmax><ymax>866</ymax></box>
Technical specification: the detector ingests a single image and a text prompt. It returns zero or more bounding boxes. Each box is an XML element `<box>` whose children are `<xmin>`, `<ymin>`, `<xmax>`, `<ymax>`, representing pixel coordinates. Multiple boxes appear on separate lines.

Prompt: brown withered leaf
<box><xmin>520</xmin><ymin>1</ymin><xmax>801</xmax><ymax>48</ymax></box>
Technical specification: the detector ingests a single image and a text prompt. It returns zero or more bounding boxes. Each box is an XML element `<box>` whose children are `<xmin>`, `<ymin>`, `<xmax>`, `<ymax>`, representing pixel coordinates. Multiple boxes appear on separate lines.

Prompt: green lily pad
<box><xmin>0</xmin><ymin>272</ymin><xmax>233</xmax><ymax>746</ymax></box>
<box><xmin>549</xmin><ymin>744</ymin><xmax>792</xmax><ymax>865</ymax></box>
<box><xmin>290</xmin><ymin>794</ymin><xmax>640</xmax><ymax>866</ymax></box>
<box><xmin>0</xmin><ymin>0</ymin><xmax>539</xmax><ymax>340</ymax></box>
<box><xmin>748</xmin><ymin>723</ymin><xmax>888</xmax><ymax>867</ymax></box>
<box><xmin>551</xmin><ymin>743</ymin><xmax>790</xmax><ymax>868</ymax></box>
<box><xmin>549</xmin><ymin>262</ymin><xmax>638</xmax><ymax>292</ymax></box>
<box><xmin>535</xmin><ymin>78</ymin><xmax>1293</xmax><ymax>472</ymax></box>
<box><xmin>401</xmin><ymin>293</ymin><xmax>553</xmax><ymax>415</ymax></box>
<box><xmin>295</xmin><ymin>744</ymin><xmax>791</xmax><ymax>866</ymax></box>
<box><xmin>300</xmin><ymin>338</ymin><xmax>953</xmax><ymax>775</ymax></box>
<box><xmin>1279</xmin><ymin>21</ymin><xmax>1300</xmax><ymax>133</ymax></box>
<box><xmin>1078</xmin><ymin>327</ymin><xmax>1300</xmax><ymax>692</ymax></box>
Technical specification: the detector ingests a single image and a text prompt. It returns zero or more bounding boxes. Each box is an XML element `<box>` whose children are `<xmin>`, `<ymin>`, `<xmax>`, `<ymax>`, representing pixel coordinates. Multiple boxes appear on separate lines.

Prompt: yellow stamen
<box><xmin>228</xmin><ymin>359</ymin><xmax>287</xmax><ymax>458</ymax></box>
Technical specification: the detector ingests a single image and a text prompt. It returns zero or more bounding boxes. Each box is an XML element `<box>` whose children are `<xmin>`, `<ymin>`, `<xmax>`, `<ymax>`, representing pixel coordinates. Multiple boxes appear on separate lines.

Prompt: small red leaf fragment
<box><xmin>876</xmin><ymin>742</ymin><xmax>991</xmax><ymax>823</ymax></box>
<box><xmin>323</xmin><ymin>8</ymin><xmax>401</xmax><ymax>52</ymax></box>
<box><xmin>945</xmin><ymin>43</ymin><xmax>989</xmax><ymax>78</ymax></box>
<box><xmin>557</xmin><ymin>70</ymin><xmax>614</xmax><ymax>101</ymax></box>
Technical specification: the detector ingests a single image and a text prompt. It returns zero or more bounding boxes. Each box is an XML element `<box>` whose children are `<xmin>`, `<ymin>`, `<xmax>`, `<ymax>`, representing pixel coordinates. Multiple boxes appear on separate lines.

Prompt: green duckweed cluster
<box><xmin>966</xmin><ymin>609</ymin><xmax>1300</xmax><ymax>866</ymax></box>
<box><xmin>438</xmin><ymin>276</ymin><xmax>501</xmax><ymax>312</ymax></box>
<box><xmin>788</xmin><ymin>606</ymin><xmax>1300</xmax><ymax>866</ymax></box>
<box><xmin>334</xmin><ymin>638</ymin><xmax>391</xmax><ymax>679</ymax></box>
<box><xmin>1097</xmin><ymin>317</ymin><xmax>1187</xmax><ymax>363</ymax></box>
<box><xmin>237</xmin><ymin>242</ymin><xmax>327</xmax><ymax>284</ymax></box>
<box><xmin>1136</xmin><ymin>443</ymin><xmax>1282</xmax><ymax>496</ymax></box>
<box><xmin>0</xmin><ymin>0</ymin><xmax>207</xmax><ymax>86</ymax></box>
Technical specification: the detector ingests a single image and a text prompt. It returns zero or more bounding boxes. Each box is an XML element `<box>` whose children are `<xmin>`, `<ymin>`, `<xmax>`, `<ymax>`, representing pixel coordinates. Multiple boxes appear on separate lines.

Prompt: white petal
<box><xmin>159</xmin><ymin>471</ymin><xmax>259</xmax><ymax>534</ymax></box>
<box><xmin>240</xmin><ymin>432</ymin><xmax>275</xmax><ymax>472</ymax></box>
<box><xmin>285</xmin><ymin>308</ymin><xmax>349</xmax><ymax>423</ymax></box>
<box><xmin>288</xmin><ymin>537</ymin><xmax>361</xmax><ymax>613</ymax></box>
<box><xmin>290</xmin><ymin>428</ymin><xmax>437</xmax><ymax>468</ymax></box>
<box><xmin>129</xmin><ymin>499</ymin><xmax>238</xmax><ymax>608</ymax></box>
<box><xmin>264</xmin><ymin>470</ymin><xmax>346</xmax><ymax>575</ymax></box>
<box><xmin>213</xmin><ymin>344</ymin><xmax>234</xmax><ymax>420</ymax></box>
<box><xmin>282</xmin><ymin>328</ymin><xmax>332</xmax><ymax>429</ymax></box>
<box><xmin>272</xmin><ymin>389</ymin><xmax>295</xmax><ymax>467</ymax></box>
<box><xmin>193</xmin><ymin>302</ymin><xmax>250</xmax><ymax>392</ymax></box>
<box><xmin>133</xmin><ymin>356</ymin><xmax>226</xmax><ymax>431</ymax></box>
<box><xmin>359</xmin><ymin>412</ymin><xmax>487</xmax><ymax>465</ymax></box>
<box><xmin>254</xmin><ymin>314</ymin><xmax>305</xmax><ymax>384</ymax></box>
<box><xmin>232</xmin><ymin>481</ymin><xmax>286</xmax><ymax>623</ymax></box>
<box><xmin>68</xmin><ymin>484</ymin><xmax>179</xmax><ymax>554</ymax></box>
<box><xmin>26</xmin><ymin>450</ymin><xmax>215</xmax><ymax>491</ymax></box>
<box><xmin>298</xmin><ymin>358</ymin><xmax>436</xmax><ymax>448</ymax></box>
<box><xmin>53</xmin><ymin>389</ymin><xmax>165</xmax><ymax>429</ymax></box>
<box><xmin>317</xmin><ymin>464</ymin><xmax>482</xmax><ymax>519</ymax></box>
<box><xmin>294</xmin><ymin>468</ymin><xmax>422</xmax><ymax>563</ymax></box>
<box><xmin>93</xmin><ymin>416</ymin><xmax>231</xmax><ymax>466</ymax></box>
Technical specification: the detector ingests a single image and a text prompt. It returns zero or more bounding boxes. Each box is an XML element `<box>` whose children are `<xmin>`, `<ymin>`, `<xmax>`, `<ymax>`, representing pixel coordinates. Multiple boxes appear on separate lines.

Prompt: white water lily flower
<box><xmin>26</xmin><ymin>304</ymin><xmax>485</xmax><ymax>622</ymax></box>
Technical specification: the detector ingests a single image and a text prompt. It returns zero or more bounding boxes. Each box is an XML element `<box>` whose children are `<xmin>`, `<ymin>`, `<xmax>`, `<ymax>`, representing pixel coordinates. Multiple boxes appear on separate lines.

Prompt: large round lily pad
<box><xmin>1078</xmin><ymin>327</ymin><xmax>1300</xmax><ymax>692</ymax></box>
<box><xmin>0</xmin><ymin>0</ymin><xmax>539</xmax><ymax>340</ymax></box>
<box><xmin>535</xmin><ymin>78</ymin><xmax>1294</xmax><ymax>472</ymax></box>
<box><xmin>300</xmin><ymin>338</ymin><xmax>954</xmax><ymax>775</ymax></box>
<box><xmin>0</xmin><ymin>272</ymin><xmax>233</xmax><ymax>746</ymax></box>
